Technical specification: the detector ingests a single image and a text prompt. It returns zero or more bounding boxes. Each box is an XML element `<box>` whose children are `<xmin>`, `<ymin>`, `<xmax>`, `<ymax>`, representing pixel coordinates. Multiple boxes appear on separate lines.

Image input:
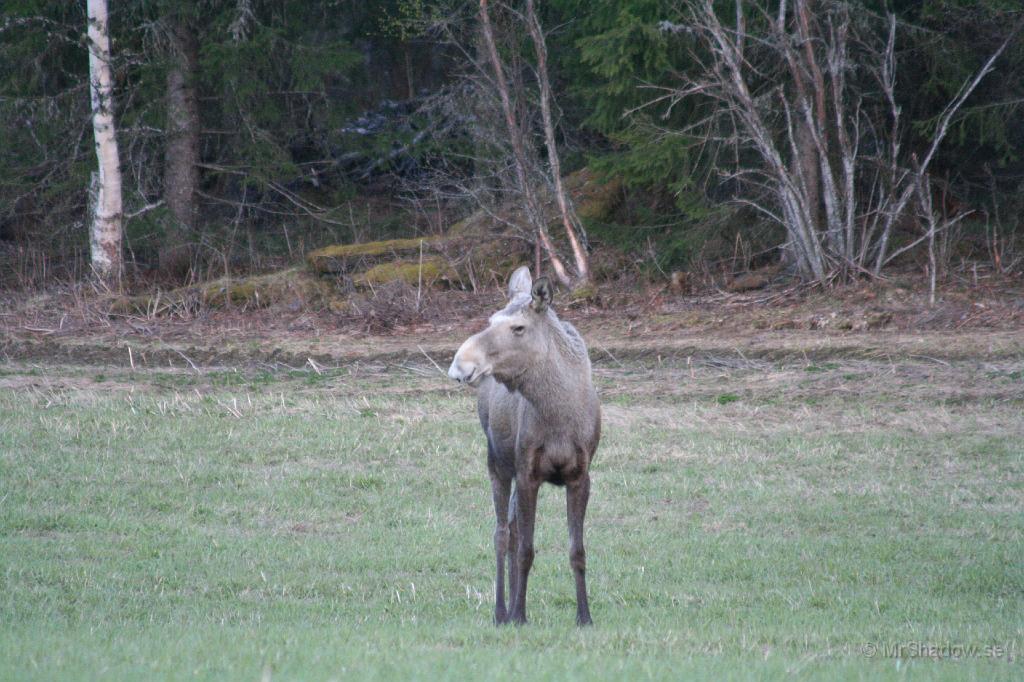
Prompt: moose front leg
<box><xmin>508</xmin><ymin>477</ymin><xmax>539</xmax><ymax>625</ymax></box>
<box><xmin>507</xmin><ymin>486</ymin><xmax>519</xmax><ymax>619</ymax></box>
<box><xmin>567</xmin><ymin>474</ymin><xmax>593</xmax><ymax>626</ymax></box>
<box><xmin>490</xmin><ymin>473</ymin><xmax>512</xmax><ymax>624</ymax></box>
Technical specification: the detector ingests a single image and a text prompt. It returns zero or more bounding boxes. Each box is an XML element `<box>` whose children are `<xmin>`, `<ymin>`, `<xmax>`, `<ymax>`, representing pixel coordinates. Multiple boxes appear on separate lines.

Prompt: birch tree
<box><xmin>478</xmin><ymin>0</ymin><xmax>572</xmax><ymax>286</ymax></box>
<box><xmin>87</xmin><ymin>0</ymin><xmax>123</xmax><ymax>283</ymax></box>
<box><xmin>650</xmin><ymin>0</ymin><xmax>1020</xmax><ymax>283</ymax></box>
<box><xmin>524</xmin><ymin>0</ymin><xmax>590</xmax><ymax>284</ymax></box>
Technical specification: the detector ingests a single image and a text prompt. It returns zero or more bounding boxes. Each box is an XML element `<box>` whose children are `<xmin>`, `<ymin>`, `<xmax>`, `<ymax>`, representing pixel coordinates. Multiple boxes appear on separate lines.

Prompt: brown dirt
<box><xmin>2</xmin><ymin>271</ymin><xmax>1022</xmax><ymax>370</ymax></box>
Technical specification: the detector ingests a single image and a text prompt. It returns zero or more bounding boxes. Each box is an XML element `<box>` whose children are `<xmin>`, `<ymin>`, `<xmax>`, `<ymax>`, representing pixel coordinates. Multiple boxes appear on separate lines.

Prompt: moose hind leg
<box><xmin>490</xmin><ymin>473</ymin><xmax>512</xmax><ymax>624</ymax></box>
<box><xmin>567</xmin><ymin>474</ymin><xmax>593</xmax><ymax>626</ymax></box>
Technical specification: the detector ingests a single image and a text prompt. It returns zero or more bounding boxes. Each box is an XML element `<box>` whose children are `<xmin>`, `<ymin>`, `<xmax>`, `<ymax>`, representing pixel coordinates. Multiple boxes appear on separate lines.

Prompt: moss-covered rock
<box><xmin>446</xmin><ymin>217</ymin><xmax>475</xmax><ymax>236</ymax></box>
<box><xmin>306</xmin><ymin>236</ymin><xmax>441</xmax><ymax>274</ymax></box>
<box><xmin>352</xmin><ymin>258</ymin><xmax>455</xmax><ymax>288</ymax></box>
<box><xmin>109</xmin><ymin>291</ymin><xmax>191</xmax><ymax>316</ymax></box>
<box><xmin>565</xmin><ymin>167</ymin><xmax>623</xmax><ymax>223</ymax></box>
<box><xmin>109</xmin><ymin>267</ymin><xmax>343</xmax><ymax>316</ymax></box>
<box><xmin>566</xmin><ymin>282</ymin><xmax>599</xmax><ymax>307</ymax></box>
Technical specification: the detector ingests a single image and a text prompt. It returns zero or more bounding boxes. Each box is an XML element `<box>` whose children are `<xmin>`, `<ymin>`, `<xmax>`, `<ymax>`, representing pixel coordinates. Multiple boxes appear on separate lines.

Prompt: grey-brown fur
<box><xmin>448</xmin><ymin>266</ymin><xmax>601</xmax><ymax>625</ymax></box>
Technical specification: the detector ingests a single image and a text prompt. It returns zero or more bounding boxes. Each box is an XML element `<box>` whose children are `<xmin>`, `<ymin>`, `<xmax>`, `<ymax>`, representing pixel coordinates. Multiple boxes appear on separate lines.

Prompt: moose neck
<box><xmin>512</xmin><ymin>321</ymin><xmax>593</xmax><ymax>425</ymax></box>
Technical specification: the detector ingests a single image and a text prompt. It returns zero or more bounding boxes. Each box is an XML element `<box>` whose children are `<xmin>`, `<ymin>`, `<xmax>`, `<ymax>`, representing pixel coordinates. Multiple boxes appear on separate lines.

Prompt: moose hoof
<box><xmin>494</xmin><ymin>609</ymin><xmax>509</xmax><ymax>626</ymax></box>
<box><xmin>508</xmin><ymin>612</ymin><xmax>528</xmax><ymax>626</ymax></box>
<box><xmin>576</xmin><ymin>614</ymin><xmax>593</xmax><ymax>627</ymax></box>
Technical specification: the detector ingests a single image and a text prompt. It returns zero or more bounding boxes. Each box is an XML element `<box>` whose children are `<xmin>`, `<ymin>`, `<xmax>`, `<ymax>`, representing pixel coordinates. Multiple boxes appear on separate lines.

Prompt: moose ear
<box><xmin>507</xmin><ymin>265</ymin><xmax>532</xmax><ymax>299</ymax></box>
<box><xmin>531</xmin><ymin>277</ymin><xmax>553</xmax><ymax>312</ymax></box>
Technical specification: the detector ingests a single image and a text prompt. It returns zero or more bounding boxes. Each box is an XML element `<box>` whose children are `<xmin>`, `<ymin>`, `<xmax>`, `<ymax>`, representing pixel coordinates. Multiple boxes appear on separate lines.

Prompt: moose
<box><xmin>448</xmin><ymin>266</ymin><xmax>601</xmax><ymax>625</ymax></box>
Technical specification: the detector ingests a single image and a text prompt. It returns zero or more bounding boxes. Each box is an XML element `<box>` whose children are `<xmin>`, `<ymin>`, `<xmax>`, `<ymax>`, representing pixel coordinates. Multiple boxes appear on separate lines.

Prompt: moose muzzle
<box><xmin>448</xmin><ymin>333</ymin><xmax>490</xmax><ymax>386</ymax></box>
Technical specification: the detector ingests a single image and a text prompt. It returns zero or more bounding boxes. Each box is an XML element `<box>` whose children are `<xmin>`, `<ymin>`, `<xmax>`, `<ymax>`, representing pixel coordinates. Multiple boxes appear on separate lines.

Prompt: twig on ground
<box><xmin>171</xmin><ymin>347</ymin><xmax>201</xmax><ymax>374</ymax></box>
<box><xmin>593</xmin><ymin>341</ymin><xmax>625</xmax><ymax>368</ymax></box>
<box><xmin>417</xmin><ymin>345</ymin><xmax>445</xmax><ymax>375</ymax></box>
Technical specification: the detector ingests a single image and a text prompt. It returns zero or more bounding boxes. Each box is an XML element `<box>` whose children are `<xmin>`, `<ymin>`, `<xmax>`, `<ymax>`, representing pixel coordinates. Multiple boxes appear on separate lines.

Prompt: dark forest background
<box><xmin>2</xmin><ymin>0</ymin><xmax>1022</xmax><ymax>295</ymax></box>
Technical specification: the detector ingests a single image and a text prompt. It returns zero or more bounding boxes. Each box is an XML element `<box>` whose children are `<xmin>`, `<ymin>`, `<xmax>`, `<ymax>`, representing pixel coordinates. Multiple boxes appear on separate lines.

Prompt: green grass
<box><xmin>1</xmin><ymin>356</ymin><xmax>1022</xmax><ymax>680</ymax></box>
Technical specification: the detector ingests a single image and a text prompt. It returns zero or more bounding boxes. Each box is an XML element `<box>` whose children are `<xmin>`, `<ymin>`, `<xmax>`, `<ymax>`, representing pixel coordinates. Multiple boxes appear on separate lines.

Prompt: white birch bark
<box><xmin>87</xmin><ymin>0</ymin><xmax>123</xmax><ymax>282</ymax></box>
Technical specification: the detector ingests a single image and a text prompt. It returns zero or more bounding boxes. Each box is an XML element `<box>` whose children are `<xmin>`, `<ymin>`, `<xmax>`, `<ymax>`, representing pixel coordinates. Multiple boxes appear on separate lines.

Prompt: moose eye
<box><xmin>511</xmin><ymin>325</ymin><xmax>525</xmax><ymax>335</ymax></box>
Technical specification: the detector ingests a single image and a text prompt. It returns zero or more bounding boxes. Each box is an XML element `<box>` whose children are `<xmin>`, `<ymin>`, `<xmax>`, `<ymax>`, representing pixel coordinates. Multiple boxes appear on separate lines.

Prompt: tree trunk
<box><xmin>785</xmin><ymin>0</ymin><xmax>823</xmax><ymax>276</ymax></box>
<box><xmin>404</xmin><ymin>43</ymin><xmax>416</xmax><ymax>99</ymax></box>
<box><xmin>87</xmin><ymin>0</ymin><xmax>123</xmax><ymax>284</ymax></box>
<box><xmin>478</xmin><ymin>0</ymin><xmax>571</xmax><ymax>287</ymax></box>
<box><xmin>161</xmin><ymin>13</ymin><xmax>201</xmax><ymax>278</ymax></box>
<box><xmin>524</xmin><ymin>0</ymin><xmax>590</xmax><ymax>285</ymax></box>
<box><xmin>792</xmin><ymin>120</ymin><xmax>820</xmax><ymax>230</ymax></box>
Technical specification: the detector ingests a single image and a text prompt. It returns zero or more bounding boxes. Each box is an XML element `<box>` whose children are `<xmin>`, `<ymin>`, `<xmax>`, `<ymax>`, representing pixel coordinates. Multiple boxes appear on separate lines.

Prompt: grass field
<box><xmin>1</xmin><ymin>347</ymin><xmax>1022</xmax><ymax>680</ymax></box>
